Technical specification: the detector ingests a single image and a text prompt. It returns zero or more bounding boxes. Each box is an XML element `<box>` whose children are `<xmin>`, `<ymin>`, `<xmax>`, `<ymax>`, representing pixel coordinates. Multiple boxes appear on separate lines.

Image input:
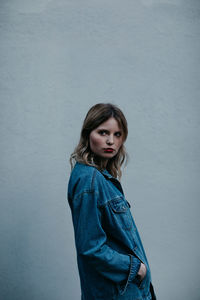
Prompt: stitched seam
<box><xmin>107</xmin><ymin>196</ymin><xmax>124</xmax><ymax>203</ymax></box>
<box><xmin>98</xmin><ymin>196</ymin><xmax>125</xmax><ymax>209</ymax></box>
<box><xmin>91</xmin><ymin>168</ymin><xmax>97</xmax><ymax>190</ymax></box>
<box><xmin>74</xmin><ymin>190</ymin><xmax>95</xmax><ymax>201</ymax></box>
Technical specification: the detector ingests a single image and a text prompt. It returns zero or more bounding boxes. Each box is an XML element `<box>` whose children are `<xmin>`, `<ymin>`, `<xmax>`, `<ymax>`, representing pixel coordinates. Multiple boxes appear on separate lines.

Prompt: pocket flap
<box><xmin>109</xmin><ymin>198</ymin><xmax>129</xmax><ymax>213</ymax></box>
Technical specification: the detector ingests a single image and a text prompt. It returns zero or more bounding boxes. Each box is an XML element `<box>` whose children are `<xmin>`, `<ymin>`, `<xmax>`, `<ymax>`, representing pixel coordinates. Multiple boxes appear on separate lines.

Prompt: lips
<box><xmin>104</xmin><ymin>148</ymin><xmax>114</xmax><ymax>152</ymax></box>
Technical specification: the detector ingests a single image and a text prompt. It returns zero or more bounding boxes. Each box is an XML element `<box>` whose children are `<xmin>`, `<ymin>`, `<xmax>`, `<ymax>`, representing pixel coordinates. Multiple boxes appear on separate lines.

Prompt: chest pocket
<box><xmin>108</xmin><ymin>197</ymin><xmax>133</xmax><ymax>230</ymax></box>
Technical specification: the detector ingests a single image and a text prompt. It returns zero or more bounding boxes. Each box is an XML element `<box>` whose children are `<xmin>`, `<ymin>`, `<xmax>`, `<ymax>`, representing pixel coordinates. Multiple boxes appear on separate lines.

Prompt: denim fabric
<box><xmin>68</xmin><ymin>162</ymin><xmax>156</xmax><ymax>300</ymax></box>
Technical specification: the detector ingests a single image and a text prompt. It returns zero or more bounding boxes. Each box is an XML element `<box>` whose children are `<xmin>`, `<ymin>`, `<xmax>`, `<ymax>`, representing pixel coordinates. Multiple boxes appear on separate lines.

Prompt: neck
<box><xmin>93</xmin><ymin>156</ymin><xmax>108</xmax><ymax>169</ymax></box>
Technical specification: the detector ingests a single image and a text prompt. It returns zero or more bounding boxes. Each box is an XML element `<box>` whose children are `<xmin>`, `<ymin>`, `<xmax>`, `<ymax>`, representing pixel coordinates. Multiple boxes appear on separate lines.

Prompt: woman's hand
<box><xmin>137</xmin><ymin>263</ymin><xmax>147</xmax><ymax>281</ymax></box>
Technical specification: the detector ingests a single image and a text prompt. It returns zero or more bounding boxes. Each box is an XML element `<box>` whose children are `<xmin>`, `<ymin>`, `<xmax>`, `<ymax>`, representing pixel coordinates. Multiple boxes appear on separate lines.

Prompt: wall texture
<box><xmin>0</xmin><ymin>1</ymin><xmax>200</xmax><ymax>299</ymax></box>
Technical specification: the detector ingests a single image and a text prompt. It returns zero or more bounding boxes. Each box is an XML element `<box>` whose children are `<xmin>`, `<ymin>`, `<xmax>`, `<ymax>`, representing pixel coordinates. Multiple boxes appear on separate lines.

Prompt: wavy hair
<box><xmin>70</xmin><ymin>103</ymin><xmax>129</xmax><ymax>179</ymax></box>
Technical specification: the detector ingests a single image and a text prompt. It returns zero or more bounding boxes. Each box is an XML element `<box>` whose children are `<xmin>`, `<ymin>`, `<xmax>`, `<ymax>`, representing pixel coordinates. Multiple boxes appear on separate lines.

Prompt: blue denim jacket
<box><xmin>68</xmin><ymin>162</ymin><xmax>156</xmax><ymax>300</ymax></box>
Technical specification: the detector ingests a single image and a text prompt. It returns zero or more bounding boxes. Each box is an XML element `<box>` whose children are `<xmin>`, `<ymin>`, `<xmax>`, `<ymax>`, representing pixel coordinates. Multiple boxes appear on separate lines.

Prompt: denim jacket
<box><xmin>68</xmin><ymin>162</ymin><xmax>156</xmax><ymax>300</ymax></box>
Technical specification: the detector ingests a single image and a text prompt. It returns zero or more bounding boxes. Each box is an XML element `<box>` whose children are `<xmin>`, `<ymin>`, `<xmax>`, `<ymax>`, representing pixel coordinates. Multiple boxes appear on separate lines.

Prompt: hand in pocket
<box><xmin>137</xmin><ymin>263</ymin><xmax>147</xmax><ymax>281</ymax></box>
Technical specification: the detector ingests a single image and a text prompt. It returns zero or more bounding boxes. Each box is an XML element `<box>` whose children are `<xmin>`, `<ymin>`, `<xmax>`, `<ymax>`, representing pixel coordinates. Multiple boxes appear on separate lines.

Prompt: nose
<box><xmin>106</xmin><ymin>135</ymin><xmax>114</xmax><ymax>145</ymax></box>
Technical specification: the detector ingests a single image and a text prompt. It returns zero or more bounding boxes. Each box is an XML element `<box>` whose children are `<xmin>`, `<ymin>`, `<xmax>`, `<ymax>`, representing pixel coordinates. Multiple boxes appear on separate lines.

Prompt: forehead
<box><xmin>96</xmin><ymin>117</ymin><xmax>121</xmax><ymax>130</ymax></box>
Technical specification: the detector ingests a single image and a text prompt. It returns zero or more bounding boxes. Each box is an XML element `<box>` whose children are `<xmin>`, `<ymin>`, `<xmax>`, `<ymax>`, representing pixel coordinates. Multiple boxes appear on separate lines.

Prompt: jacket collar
<box><xmin>100</xmin><ymin>169</ymin><xmax>113</xmax><ymax>179</ymax></box>
<box><xmin>76</xmin><ymin>162</ymin><xmax>113</xmax><ymax>179</ymax></box>
<box><xmin>76</xmin><ymin>162</ymin><xmax>123</xmax><ymax>192</ymax></box>
<box><xmin>100</xmin><ymin>169</ymin><xmax>124</xmax><ymax>196</ymax></box>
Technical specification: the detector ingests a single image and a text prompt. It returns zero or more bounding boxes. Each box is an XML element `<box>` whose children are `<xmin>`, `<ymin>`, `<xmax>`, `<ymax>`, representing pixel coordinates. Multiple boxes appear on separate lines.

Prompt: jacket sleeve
<box><xmin>71</xmin><ymin>189</ymin><xmax>141</xmax><ymax>295</ymax></box>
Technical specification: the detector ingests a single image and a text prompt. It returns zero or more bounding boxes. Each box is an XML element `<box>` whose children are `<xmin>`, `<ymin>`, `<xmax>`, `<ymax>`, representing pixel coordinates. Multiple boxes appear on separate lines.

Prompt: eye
<box><xmin>115</xmin><ymin>132</ymin><xmax>122</xmax><ymax>137</ymax></box>
<box><xmin>98</xmin><ymin>130</ymin><xmax>107</xmax><ymax>136</ymax></box>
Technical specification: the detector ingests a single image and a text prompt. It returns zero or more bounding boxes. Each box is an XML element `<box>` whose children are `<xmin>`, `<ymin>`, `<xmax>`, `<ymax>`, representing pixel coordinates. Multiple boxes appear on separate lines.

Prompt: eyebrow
<box><xmin>97</xmin><ymin>128</ymin><xmax>122</xmax><ymax>133</ymax></box>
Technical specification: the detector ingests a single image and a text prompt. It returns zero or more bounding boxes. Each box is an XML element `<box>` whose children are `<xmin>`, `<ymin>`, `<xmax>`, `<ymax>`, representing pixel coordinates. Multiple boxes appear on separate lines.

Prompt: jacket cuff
<box><xmin>117</xmin><ymin>254</ymin><xmax>141</xmax><ymax>296</ymax></box>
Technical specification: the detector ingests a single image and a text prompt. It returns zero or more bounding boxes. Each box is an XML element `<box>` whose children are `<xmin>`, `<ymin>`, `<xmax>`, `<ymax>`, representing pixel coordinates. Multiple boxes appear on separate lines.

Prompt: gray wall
<box><xmin>0</xmin><ymin>1</ymin><xmax>200</xmax><ymax>299</ymax></box>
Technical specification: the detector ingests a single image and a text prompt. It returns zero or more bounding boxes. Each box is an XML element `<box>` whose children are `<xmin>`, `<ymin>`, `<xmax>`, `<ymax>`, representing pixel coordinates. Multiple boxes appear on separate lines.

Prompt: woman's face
<box><xmin>89</xmin><ymin>117</ymin><xmax>124</xmax><ymax>162</ymax></box>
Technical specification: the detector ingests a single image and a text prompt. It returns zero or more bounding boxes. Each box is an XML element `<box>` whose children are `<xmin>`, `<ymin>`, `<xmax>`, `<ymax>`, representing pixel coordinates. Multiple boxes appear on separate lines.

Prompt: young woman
<box><xmin>68</xmin><ymin>103</ymin><xmax>156</xmax><ymax>300</ymax></box>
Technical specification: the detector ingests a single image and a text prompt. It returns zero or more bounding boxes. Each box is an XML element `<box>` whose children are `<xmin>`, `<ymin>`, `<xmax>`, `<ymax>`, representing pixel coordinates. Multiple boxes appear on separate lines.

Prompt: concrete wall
<box><xmin>0</xmin><ymin>0</ymin><xmax>200</xmax><ymax>299</ymax></box>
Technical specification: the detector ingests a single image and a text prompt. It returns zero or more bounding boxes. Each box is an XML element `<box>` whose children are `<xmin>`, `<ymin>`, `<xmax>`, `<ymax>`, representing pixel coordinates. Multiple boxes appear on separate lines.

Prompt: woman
<box><xmin>68</xmin><ymin>103</ymin><xmax>156</xmax><ymax>300</ymax></box>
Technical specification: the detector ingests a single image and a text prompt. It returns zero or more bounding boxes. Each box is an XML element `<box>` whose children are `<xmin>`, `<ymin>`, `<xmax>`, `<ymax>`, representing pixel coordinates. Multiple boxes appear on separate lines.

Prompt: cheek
<box><xmin>116</xmin><ymin>139</ymin><xmax>123</xmax><ymax>149</ymax></box>
<box><xmin>89</xmin><ymin>134</ymin><xmax>102</xmax><ymax>149</ymax></box>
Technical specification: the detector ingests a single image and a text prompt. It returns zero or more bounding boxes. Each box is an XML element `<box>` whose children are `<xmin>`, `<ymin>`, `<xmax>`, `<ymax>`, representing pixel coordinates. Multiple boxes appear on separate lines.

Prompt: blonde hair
<box><xmin>70</xmin><ymin>103</ymin><xmax>128</xmax><ymax>179</ymax></box>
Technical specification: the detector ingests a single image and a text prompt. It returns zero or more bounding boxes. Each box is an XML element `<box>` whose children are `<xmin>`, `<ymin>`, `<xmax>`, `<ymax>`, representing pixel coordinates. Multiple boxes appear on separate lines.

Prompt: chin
<box><xmin>102</xmin><ymin>153</ymin><xmax>115</xmax><ymax>158</ymax></box>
